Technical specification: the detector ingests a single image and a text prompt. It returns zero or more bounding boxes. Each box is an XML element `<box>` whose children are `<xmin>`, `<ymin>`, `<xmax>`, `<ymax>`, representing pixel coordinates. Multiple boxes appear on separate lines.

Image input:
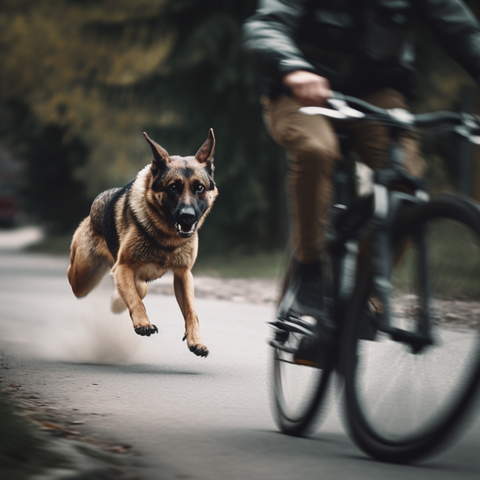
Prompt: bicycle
<box><xmin>269</xmin><ymin>93</ymin><xmax>480</xmax><ymax>463</ymax></box>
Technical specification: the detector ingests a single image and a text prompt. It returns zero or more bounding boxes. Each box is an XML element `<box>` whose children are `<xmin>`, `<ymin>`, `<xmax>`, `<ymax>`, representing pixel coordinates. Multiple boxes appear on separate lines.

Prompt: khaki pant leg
<box><xmin>351</xmin><ymin>88</ymin><xmax>425</xmax><ymax>272</ymax></box>
<box><xmin>262</xmin><ymin>95</ymin><xmax>341</xmax><ymax>263</ymax></box>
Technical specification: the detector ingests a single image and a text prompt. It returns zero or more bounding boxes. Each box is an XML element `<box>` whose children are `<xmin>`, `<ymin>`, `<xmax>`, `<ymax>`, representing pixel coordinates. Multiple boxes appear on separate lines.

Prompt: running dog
<box><xmin>67</xmin><ymin>130</ymin><xmax>218</xmax><ymax>357</ymax></box>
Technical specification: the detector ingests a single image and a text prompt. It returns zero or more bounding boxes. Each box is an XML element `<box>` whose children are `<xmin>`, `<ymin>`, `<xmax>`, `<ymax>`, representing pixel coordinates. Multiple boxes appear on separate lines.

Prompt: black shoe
<box><xmin>277</xmin><ymin>259</ymin><xmax>335</xmax><ymax>368</ymax></box>
<box><xmin>277</xmin><ymin>259</ymin><xmax>324</xmax><ymax>321</ymax></box>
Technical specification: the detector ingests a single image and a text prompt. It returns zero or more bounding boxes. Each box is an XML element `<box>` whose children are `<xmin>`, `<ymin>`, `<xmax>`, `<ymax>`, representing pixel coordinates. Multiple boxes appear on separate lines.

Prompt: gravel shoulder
<box><xmin>150</xmin><ymin>274</ymin><xmax>280</xmax><ymax>306</ymax></box>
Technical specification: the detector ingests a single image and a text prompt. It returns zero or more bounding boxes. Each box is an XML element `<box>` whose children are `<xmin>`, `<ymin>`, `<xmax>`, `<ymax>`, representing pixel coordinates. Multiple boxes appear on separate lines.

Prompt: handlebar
<box><xmin>300</xmin><ymin>92</ymin><xmax>480</xmax><ymax>144</ymax></box>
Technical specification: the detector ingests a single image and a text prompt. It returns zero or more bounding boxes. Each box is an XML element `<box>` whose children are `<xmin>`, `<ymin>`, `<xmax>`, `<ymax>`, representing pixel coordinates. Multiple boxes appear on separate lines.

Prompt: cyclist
<box><xmin>242</xmin><ymin>0</ymin><xmax>480</xmax><ymax>363</ymax></box>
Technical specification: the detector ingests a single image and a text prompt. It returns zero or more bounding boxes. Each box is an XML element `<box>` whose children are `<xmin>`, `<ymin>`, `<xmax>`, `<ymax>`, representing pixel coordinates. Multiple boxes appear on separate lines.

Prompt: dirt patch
<box><xmin>393</xmin><ymin>294</ymin><xmax>480</xmax><ymax>331</ymax></box>
<box><xmin>150</xmin><ymin>275</ymin><xmax>280</xmax><ymax>306</ymax></box>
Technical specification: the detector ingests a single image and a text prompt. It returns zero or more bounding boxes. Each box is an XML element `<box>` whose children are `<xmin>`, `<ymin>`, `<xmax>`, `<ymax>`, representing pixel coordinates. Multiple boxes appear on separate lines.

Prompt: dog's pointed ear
<box><xmin>195</xmin><ymin>129</ymin><xmax>215</xmax><ymax>165</ymax></box>
<box><xmin>143</xmin><ymin>132</ymin><xmax>170</xmax><ymax>173</ymax></box>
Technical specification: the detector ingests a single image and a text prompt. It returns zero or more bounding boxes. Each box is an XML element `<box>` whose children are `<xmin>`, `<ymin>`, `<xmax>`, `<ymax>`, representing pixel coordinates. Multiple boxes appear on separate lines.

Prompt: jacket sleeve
<box><xmin>242</xmin><ymin>0</ymin><xmax>316</xmax><ymax>79</ymax></box>
<box><xmin>419</xmin><ymin>0</ymin><xmax>480</xmax><ymax>83</ymax></box>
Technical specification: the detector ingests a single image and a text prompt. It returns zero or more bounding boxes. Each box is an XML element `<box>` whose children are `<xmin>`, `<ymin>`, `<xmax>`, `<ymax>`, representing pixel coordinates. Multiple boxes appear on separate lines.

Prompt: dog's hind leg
<box><xmin>68</xmin><ymin>218</ymin><xmax>112</xmax><ymax>298</ymax></box>
<box><xmin>173</xmin><ymin>268</ymin><xmax>208</xmax><ymax>357</ymax></box>
<box><xmin>111</xmin><ymin>279</ymin><xmax>148</xmax><ymax>314</ymax></box>
<box><xmin>111</xmin><ymin>289</ymin><xmax>127</xmax><ymax>313</ymax></box>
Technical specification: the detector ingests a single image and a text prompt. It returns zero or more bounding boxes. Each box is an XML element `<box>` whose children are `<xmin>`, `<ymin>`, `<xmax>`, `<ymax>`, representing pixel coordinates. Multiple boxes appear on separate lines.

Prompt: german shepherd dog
<box><xmin>67</xmin><ymin>130</ymin><xmax>218</xmax><ymax>357</ymax></box>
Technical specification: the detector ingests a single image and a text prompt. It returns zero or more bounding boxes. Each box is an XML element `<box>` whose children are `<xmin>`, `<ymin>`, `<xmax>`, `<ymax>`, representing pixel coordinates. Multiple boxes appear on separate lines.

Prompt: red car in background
<box><xmin>0</xmin><ymin>186</ymin><xmax>17</xmax><ymax>227</ymax></box>
<box><xmin>0</xmin><ymin>145</ymin><xmax>21</xmax><ymax>228</ymax></box>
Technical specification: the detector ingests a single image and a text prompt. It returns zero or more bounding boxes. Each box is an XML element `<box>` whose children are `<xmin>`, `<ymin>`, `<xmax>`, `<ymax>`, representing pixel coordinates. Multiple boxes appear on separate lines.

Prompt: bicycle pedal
<box><xmin>294</xmin><ymin>358</ymin><xmax>319</xmax><ymax>368</ymax></box>
<box><xmin>269</xmin><ymin>338</ymin><xmax>296</xmax><ymax>354</ymax></box>
<box><xmin>268</xmin><ymin>318</ymin><xmax>315</xmax><ymax>336</ymax></box>
<box><xmin>293</xmin><ymin>336</ymin><xmax>326</xmax><ymax>369</ymax></box>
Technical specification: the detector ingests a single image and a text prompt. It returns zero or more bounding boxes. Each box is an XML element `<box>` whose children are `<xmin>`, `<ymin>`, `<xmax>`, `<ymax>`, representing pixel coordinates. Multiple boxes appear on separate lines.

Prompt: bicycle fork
<box><xmin>371</xmin><ymin>184</ymin><xmax>434</xmax><ymax>353</ymax></box>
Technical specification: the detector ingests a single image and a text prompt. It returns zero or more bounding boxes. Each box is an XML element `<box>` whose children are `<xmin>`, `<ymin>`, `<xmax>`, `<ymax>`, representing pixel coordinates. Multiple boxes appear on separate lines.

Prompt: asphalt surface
<box><xmin>1</xmin><ymin>245</ymin><xmax>480</xmax><ymax>479</ymax></box>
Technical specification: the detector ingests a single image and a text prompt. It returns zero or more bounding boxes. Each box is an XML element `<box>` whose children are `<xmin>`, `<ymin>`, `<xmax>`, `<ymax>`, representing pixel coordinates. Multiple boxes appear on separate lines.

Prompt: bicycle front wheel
<box><xmin>343</xmin><ymin>195</ymin><xmax>480</xmax><ymax>463</ymax></box>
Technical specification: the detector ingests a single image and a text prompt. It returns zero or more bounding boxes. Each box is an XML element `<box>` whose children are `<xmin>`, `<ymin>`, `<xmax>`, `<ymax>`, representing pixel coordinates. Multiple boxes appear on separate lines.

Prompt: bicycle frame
<box><xmin>327</xmin><ymin>126</ymin><xmax>433</xmax><ymax>353</ymax></box>
<box><xmin>271</xmin><ymin>93</ymin><xmax>480</xmax><ymax>356</ymax></box>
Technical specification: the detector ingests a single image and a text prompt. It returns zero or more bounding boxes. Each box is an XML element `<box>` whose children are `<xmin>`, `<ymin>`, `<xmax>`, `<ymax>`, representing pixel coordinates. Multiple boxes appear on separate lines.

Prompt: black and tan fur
<box><xmin>67</xmin><ymin>130</ymin><xmax>218</xmax><ymax>357</ymax></box>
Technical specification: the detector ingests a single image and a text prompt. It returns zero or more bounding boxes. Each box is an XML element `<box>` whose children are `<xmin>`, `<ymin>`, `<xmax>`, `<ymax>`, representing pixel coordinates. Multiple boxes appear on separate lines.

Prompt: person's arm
<box><xmin>242</xmin><ymin>0</ymin><xmax>332</xmax><ymax>105</ymax></box>
<box><xmin>242</xmin><ymin>0</ymin><xmax>314</xmax><ymax>78</ymax></box>
<box><xmin>419</xmin><ymin>0</ymin><xmax>480</xmax><ymax>82</ymax></box>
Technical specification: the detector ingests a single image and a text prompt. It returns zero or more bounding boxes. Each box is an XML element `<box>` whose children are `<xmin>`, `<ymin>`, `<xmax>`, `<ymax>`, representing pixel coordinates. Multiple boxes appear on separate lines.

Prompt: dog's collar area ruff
<box><xmin>175</xmin><ymin>222</ymin><xmax>198</xmax><ymax>238</ymax></box>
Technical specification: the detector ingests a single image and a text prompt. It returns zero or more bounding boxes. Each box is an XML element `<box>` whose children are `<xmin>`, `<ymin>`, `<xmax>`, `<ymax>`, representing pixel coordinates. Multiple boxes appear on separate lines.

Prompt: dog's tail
<box><xmin>111</xmin><ymin>289</ymin><xmax>128</xmax><ymax>314</ymax></box>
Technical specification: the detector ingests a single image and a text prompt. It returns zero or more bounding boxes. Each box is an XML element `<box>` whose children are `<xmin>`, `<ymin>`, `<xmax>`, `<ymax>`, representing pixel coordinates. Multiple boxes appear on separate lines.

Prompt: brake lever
<box><xmin>453</xmin><ymin>127</ymin><xmax>480</xmax><ymax>145</ymax></box>
<box><xmin>300</xmin><ymin>97</ymin><xmax>365</xmax><ymax>120</ymax></box>
<box><xmin>328</xmin><ymin>98</ymin><xmax>365</xmax><ymax>118</ymax></box>
<box><xmin>300</xmin><ymin>106</ymin><xmax>351</xmax><ymax>119</ymax></box>
<box><xmin>454</xmin><ymin>113</ymin><xmax>480</xmax><ymax>144</ymax></box>
<box><xmin>467</xmin><ymin>135</ymin><xmax>480</xmax><ymax>145</ymax></box>
<box><xmin>466</xmin><ymin>113</ymin><xmax>480</xmax><ymax>144</ymax></box>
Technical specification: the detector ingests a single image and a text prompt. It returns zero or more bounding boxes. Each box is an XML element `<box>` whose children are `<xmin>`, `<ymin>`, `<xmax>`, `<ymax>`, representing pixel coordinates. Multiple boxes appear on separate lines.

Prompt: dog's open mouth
<box><xmin>175</xmin><ymin>222</ymin><xmax>197</xmax><ymax>238</ymax></box>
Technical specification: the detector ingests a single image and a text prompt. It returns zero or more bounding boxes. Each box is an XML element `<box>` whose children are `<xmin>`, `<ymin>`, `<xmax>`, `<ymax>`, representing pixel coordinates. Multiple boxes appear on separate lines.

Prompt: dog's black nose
<box><xmin>179</xmin><ymin>206</ymin><xmax>196</xmax><ymax>225</ymax></box>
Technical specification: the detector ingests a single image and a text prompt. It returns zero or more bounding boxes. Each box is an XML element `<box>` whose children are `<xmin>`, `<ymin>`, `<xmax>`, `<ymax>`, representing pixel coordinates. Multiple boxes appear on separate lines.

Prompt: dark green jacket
<box><xmin>243</xmin><ymin>0</ymin><xmax>480</xmax><ymax>98</ymax></box>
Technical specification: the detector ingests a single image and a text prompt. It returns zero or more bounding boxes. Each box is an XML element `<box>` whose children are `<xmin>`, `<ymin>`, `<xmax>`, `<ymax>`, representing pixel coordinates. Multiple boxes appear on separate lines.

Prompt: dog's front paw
<box><xmin>134</xmin><ymin>324</ymin><xmax>159</xmax><ymax>337</ymax></box>
<box><xmin>189</xmin><ymin>343</ymin><xmax>209</xmax><ymax>358</ymax></box>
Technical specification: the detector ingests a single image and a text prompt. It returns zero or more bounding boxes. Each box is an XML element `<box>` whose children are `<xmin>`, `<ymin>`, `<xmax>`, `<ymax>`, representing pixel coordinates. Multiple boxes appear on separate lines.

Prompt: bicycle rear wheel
<box><xmin>343</xmin><ymin>195</ymin><xmax>480</xmax><ymax>462</ymax></box>
<box><xmin>272</xmin><ymin>333</ymin><xmax>333</xmax><ymax>436</ymax></box>
<box><xmin>271</xmin><ymin>252</ymin><xmax>335</xmax><ymax>436</ymax></box>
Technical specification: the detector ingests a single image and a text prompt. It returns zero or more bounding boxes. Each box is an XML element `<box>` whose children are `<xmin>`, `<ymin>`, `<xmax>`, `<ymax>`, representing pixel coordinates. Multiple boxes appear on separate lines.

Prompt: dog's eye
<box><xmin>169</xmin><ymin>183</ymin><xmax>179</xmax><ymax>193</ymax></box>
<box><xmin>195</xmin><ymin>184</ymin><xmax>205</xmax><ymax>194</ymax></box>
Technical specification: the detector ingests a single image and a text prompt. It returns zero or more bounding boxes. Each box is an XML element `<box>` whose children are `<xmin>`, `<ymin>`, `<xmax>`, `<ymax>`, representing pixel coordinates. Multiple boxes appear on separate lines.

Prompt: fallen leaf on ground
<box><xmin>108</xmin><ymin>445</ymin><xmax>131</xmax><ymax>454</ymax></box>
<box><xmin>41</xmin><ymin>421</ymin><xmax>78</xmax><ymax>436</ymax></box>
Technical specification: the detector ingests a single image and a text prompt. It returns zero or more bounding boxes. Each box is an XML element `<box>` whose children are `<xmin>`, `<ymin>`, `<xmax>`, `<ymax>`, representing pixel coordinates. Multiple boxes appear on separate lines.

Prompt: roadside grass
<box><xmin>25</xmin><ymin>235</ymin><xmax>287</xmax><ymax>279</ymax></box>
<box><xmin>393</xmin><ymin>217</ymin><xmax>480</xmax><ymax>299</ymax></box>
<box><xmin>0</xmin><ymin>392</ymin><xmax>137</xmax><ymax>479</ymax></box>
<box><xmin>193</xmin><ymin>250</ymin><xmax>286</xmax><ymax>279</ymax></box>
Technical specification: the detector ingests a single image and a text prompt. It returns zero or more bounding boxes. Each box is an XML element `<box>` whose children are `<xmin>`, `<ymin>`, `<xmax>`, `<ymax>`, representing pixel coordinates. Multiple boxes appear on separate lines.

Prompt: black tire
<box><xmin>342</xmin><ymin>194</ymin><xmax>480</xmax><ymax>463</ymax></box>
<box><xmin>271</xmin><ymin>251</ymin><xmax>335</xmax><ymax>436</ymax></box>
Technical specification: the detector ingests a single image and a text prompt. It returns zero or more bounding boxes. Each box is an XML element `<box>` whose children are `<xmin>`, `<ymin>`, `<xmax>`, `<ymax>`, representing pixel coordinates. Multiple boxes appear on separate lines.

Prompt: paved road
<box><xmin>1</xmin><ymin>249</ymin><xmax>480</xmax><ymax>479</ymax></box>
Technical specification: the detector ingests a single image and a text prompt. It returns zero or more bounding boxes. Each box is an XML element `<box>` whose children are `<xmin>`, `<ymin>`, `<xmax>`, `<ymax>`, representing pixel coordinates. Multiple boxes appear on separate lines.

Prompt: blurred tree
<box><xmin>0</xmin><ymin>0</ymin><xmax>173</xmax><ymax>232</ymax></box>
<box><xmin>0</xmin><ymin>0</ymin><xmax>286</xmax><ymax>251</ymax></box>
<box><xmin>0</xmin><ymin>100</ymin><xmax>91</xmax><ymax>234</ymax></box>
<box><xmin>0</xmin><ymin>0</ymin><xmax>479</xmax><ymax>246</ymax></box>
<box><xmin>413</xmin><ymin>1</ymin><xmax>480</xmax><ymax>195</ymax></box>
<box><xmin>84</xmin><ymin>0</ymin><xmax>287</xmax><ymax>251</ymax></box>
<box><xmin>21</xmin><ymin>123</ymin><xmax>90</xmax><ymax>234</ymax></box>
<box><xmin>0</xmin><ymin>0</ymin><xmax>173</xmax><ymax>187</ymax></box>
